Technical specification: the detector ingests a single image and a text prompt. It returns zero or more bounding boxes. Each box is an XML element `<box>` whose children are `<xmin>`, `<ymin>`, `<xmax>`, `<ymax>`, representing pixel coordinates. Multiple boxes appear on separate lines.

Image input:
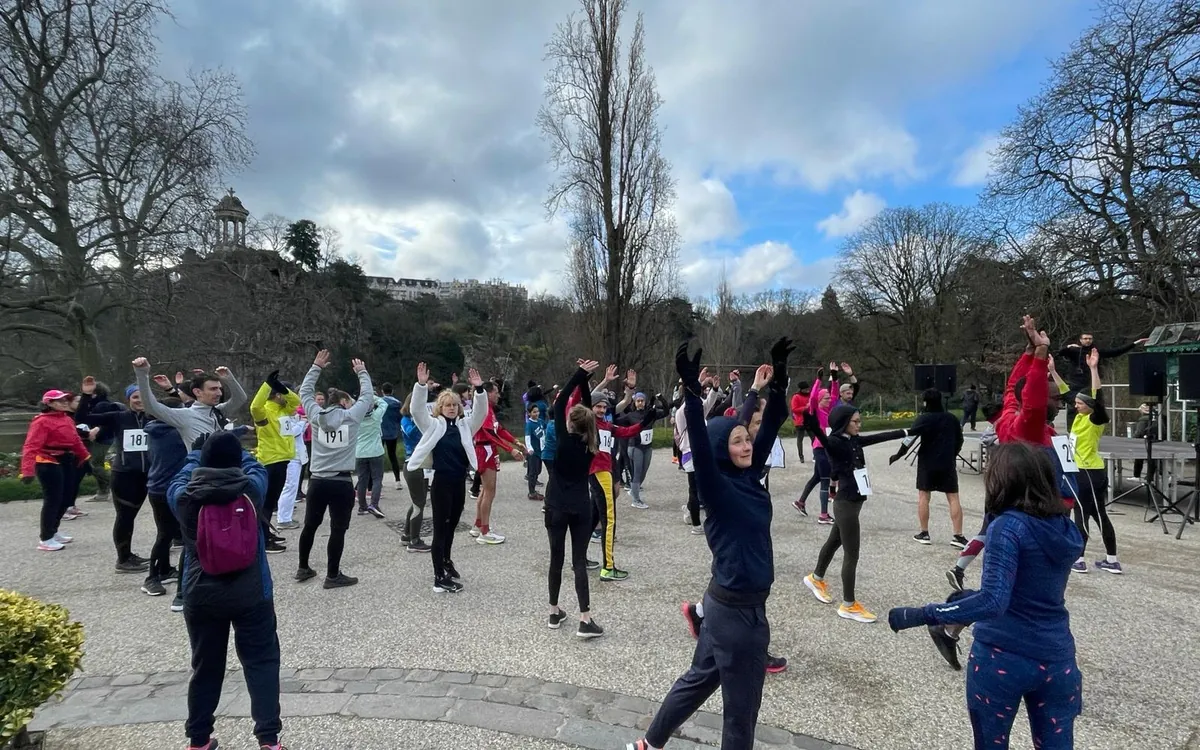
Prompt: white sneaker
<box><xmin>630</xmin><ymin>500</ymin><xmax>649</xmax><ymax>509</ymax></box>
<box><xmin>38</xmin><ymin>538</ymin><xmax>65</xmax><ymax>551</ymax></box>
<box><xmin>53</xmin><ymin>532</ymin><xmax>74</xmax><ymax>544</ymax></box>
<box><xmin>690</xmin><ymin>526</ymin><xmax>705</xmax><ymax>535</ymax></box>
<box><xmin>476</xmin><ymin>531</ymin><xmax>506</xmax><ymax>545</ymax></box>
<box><xmin>469</xmin><ymin>527</ymin><xmax>481</xmax><ymax>538</ymax></box>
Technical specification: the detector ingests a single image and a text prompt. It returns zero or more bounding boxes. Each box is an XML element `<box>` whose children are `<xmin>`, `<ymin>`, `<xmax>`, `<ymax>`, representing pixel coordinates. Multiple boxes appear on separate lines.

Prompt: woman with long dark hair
<box><xmin>20</xmin><ymin>390</ymin><xmax>91</xmax><ymax>551</ymax></box>
<box><xmin>887</xmin><ymin>442</ymin><xmax>1084</xmax><ymax>750</ymax></box>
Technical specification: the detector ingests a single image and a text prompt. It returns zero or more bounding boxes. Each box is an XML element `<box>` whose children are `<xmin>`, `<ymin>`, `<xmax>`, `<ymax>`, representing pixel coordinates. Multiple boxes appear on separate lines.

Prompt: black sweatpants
<box><xmin>184</xmin><ymin>599</ymin><xmax>281</xmax><ymax>747</ymax></box>
<box><xmin>262</xmin><ymin>461</ymin><xmax>289</xmax><ymax>536</ymax></box>
<box><xmin>644</xmin><ymin>594</ymin><xmax>769</xmax><ymax>749</ymax></box>
<box><xmin>526</xmin><ymin>454</ymin><xmax>543</xmax><ymax>495</ymax></box>
<box><xmin>110</xmin><ymin>470</ymin><xmax>148</xmax><ymax>563</ymax></box>
<box><xmin>429</xmin><ymin>473</ymin><xmax>467</xmax><ymax>581</ymax></box>
<box><xmin>298</xmin><ymin>477</ymin><xmax>354</xmax><ymax>578</ymax></box>
<box><xmin>545</xmin><ymin>506</ymin><xmax>592</xmax><ymax>612</ymax></box>
<box><xmin>147</xmin><ymin>492</ymin><xmax>179</xmax><ymax>580</ymax></box>
<box><xmin>814</xmin><ymin>496</ymin><xmax>865</xmax><ymax>602</ymax></box>
<box><xmin>1074</xmin><ymin>468</ymin><xmax>1116</xmax><ymax>556</ymax></box>
<box><xmin>383</xmin><ymin>438</ymin><xmax>402</xmax><ymax>482</ymax></box>
<box><xmin>37</xmin><ymin>461</ymin><xmax>77</xmax><ymax>542</ymax></box>
<box><xmin>795</xmin><ymin>432</ymin><xmax>806</xmax><ymax>462</ymax></box>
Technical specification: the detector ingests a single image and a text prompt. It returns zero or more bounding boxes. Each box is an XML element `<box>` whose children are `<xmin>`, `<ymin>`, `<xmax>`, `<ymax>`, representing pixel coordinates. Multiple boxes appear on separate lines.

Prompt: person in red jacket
<box><xmin>789</xmin><ymin>384</ymin><xmax>809</xmax><ymax>463</ymax></box>
<box><xmin>20</xmin><ymin>389</ymin><xmax>91</xmax><ymax>551</ymax></box>
<box><xmin>470</xmin><ymin>382</ymin><xmax>524</xmax><ymax>545</ymax></box>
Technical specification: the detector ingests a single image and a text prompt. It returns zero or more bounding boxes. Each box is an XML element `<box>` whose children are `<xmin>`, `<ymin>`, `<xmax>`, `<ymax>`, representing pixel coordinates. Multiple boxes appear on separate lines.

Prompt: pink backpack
<box><xmin>195</xmin><ymin>496</ymin><xmax>260</xmax><ymax>575</ymax></box>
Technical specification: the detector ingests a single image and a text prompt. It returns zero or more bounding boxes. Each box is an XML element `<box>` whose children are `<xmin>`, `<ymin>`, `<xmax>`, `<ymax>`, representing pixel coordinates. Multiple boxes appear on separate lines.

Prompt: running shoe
<box><xmin>67</xmin><ymin>505</ymin><xmax>89</xmax><ymax>515</ymax></box>
<box><xmin>690</xmin><ymin>525</ymin><xmax>705</xmax><ymax>535</ymax></box>
<box><xmin>469</xmin><ymin>527</ymin><xmax>481</xmax><ymax>538</ymax></box>
<box><xmin>1071</xmin><ymin>560</ymin><xmax>1089</xmax><ymax>574</ymax></box>
<box><xmin>323</xmin><ymin>573</ymin><xmax>359</xmax><ymax>589</ymax></box>
<box><xmin>129</xmin><ymin>553</ymin><xmax>150</xmax><ymax>566</ymax></box>
<box><xmin>446</xmin><ymin>563</ymin><xmax>463</xmax><ymax>581</ymax></box>
<box><xmin>141</xmin><ymin>577</ymin><xmax>166</xmax><ymax>597</ymax></box>
<box><xmin>680</xmin><ymin>601</ymin><xmax>703</xmax><ymax>639</ymax></box>
<box><xmin>469</xmin><ymin>490</ymin><xmax>480</xmax><ymax>500</ymax></box>
<box><xmin>160</xmin><ymin>566</ymin><xmax>179</xmax><ymax>584</ymax></box>
<box><xmin>433</xmin><ymin>578</ymin><xmax>463</xmax><ymax>593</ymax></box>
<box><xmin>548</xmin><ymin>610</ymin><xmax>568</xmax><ymax>629</ymax></box>
<box><xmin>950</xmin><ymin>535</ymin><xmax>969</xmax><ymax>550</ymax></box>
<box><xmin>294</xmin><ymin>567</ymin><xmax>317</xmax><ymax>582</ymax></box>
<box><xmin>356</xmin><ymin>509</ymin><xmax>370</xmax><ymax>516</ymax></box>
<box><xmin>366</xmin><ymin>505</ymin><xmax>385</xmax><ymax>519</ymax></box>
<box><xmin>599</xmin><ymin>568</ymin><xmax>629</xmax><ymax>582</ymax></box>
<box><xmin>527</xmin><ymin>493</ymin><xmax>545</xmax><ymax>502</ymax></box>
<box><xmin>277</xmin><ymin>520</ymin><xmax>300</xmax><ymax>530</ymax></box>
<box><xmin>927</xmin><ymin>625</ymin><xmax>962</xmax><ymax>671</ymax></box>
<box><xmin>626</xmin><ymin>740</ymin><xmax>652</xmax><ymax>750</ymax></box>
<box><xmin>171</xmin><ymin>538</ymin><xmax>183</xmax><ymax>549</ymax></box>
<box><xmin>590</xmin><ymin>529</ymin><xmax>601</xmax><ymax>543</ymax></box>
<box><xmin>53</xmin><ymin>532</ymin><xmax>73</xmax><ymax>544</ymax></box>
<box><xmin>406</xmin><ymin>540</ymin><xmax>432</xmax><ymax>553</ymax></box>
<box><xmin>38</xmin><ymin>538</ymin><xmax>65</xmax><ymax>552</ymax></box>
<box><xmin>803</xmin><ymin>574</ymin><xmax>833</xmax><ymax>604</ymax></box>
<box><xmin>765</xmin><ymin>654</ymin><xmax>788</xmax><ymax>674</ymax></box>
<box><xmin>62</xmin><ymin>509</ymin><xmax>81</xmax><ymax>521</ymax></box>
<box><xmin>260</xmin><ymin>744</ymin><xmax>285</xmax><ymax>750</ymax></box>
<box><xmin>630</xmin><ymin>499</ymin><xmax>649</xmax><ymax>509</ymax></box>
<box><xmin>837</xmin><ymin>602</ymin><xmax>878</xmax><ymax>623</ymax></box>
<box><xmin>946</xmin><ymin>567</ymin><xmax>965</xmax><ymax>592</ymax></box>
<box><xmin>1095</xmin><ymin>559</ymin><xmax>1124</xmax><ymax>574</ymax></box>
<box><xmin>171</xmin><ymin>592</ymin><xmax>185</xmax><ymax>612</ymax></box>
<box><xmin>792</xmin><ymin>499</ymin><xmax>807</xmax><ymax>516</ymax></box>
<box><xmin>187</xmin><ymin>740</ymin><xmax>218</xmax><ymax>750</ymax></box>
<box><xmin>265</xmin><ymin>540</ymin><xmax>287</xmax><ymax>554</ymax></box>
<box><xmin>115</xmin><ymin>559</ymin><xmax>148</xmax><ymax>574</ymax></box>
<box><xmin>476</xmin><ymin>531</ymin><xmax>505</xmax><ymax>545</ymax></box>
<box><xmin>913</xmin><ymin>531</ymin><xmax>932</xmax><ymax>545</ymax></box>
<box><xmin>585</xmin><ymin>558</ymin><xmax>600</xmax><ymax>571</ymax></box>
<box><xmin>817</xmin><ymin>513</ymin><xmax>834</xmax><ymax>525</ymax></box>
<box><xmin>576</xmin><ymin>619</ymin><xmax>604</xmax><ymax>639</ymax></box>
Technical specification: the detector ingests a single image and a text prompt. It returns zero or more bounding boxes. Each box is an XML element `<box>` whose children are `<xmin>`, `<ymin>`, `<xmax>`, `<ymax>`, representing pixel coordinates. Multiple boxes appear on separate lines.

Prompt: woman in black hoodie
<box><xmin>801</xmin><ymin>402</ymin><xmax>909</xmax><ymax>624</ymax></box>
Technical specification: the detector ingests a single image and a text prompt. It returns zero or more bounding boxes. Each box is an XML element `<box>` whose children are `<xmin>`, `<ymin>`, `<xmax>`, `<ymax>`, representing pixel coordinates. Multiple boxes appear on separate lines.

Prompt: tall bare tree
<box><xmin>0</xmin><ymin>0</ymin><xmax>252</xmax><ymax>377</ymax></box>
<box><xmin>539</xmin><ymin>0</ymin><xmax>680</xmax><ymax>367</ymax></box>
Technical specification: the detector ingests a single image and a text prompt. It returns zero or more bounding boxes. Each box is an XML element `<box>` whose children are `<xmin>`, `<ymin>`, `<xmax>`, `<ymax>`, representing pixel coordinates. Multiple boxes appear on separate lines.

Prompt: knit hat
<box><xmin>1075</xmin><ymin>392</ymin><xmax>1096</xmax><ymax>409</ymax></box>
<box><xmin>199</xmin><ymin>431</ymin><xmax>242</xmax><ymax>469</ymax></box>
<box><xmin>634</xmin><ymin>392</ymin><xmax>647</xmax><ymax>401</ymax></box>
<box><xmin>125</xmin><ymin>384</ymin><xmax>139</xmax><ymax>400</ymax></box>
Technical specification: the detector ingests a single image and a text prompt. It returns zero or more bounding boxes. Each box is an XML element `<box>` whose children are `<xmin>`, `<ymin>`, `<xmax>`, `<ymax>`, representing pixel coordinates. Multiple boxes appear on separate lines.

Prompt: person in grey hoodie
<box><xmin>296</xmin><ymin>349</ymin><xmax>374</xmax><ymax>589</ymax></box>
<box><xmin>133</xmin><ymin>359</ymin><xmax>249</xmax><ymax>448</ymax></box>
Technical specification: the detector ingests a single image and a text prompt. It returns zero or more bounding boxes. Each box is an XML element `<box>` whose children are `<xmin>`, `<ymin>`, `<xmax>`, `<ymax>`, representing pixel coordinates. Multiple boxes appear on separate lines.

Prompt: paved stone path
<box><xmin>34</xmin><ymin>667</ymin><xmax>857</xmax><ymax>750</ymax></box>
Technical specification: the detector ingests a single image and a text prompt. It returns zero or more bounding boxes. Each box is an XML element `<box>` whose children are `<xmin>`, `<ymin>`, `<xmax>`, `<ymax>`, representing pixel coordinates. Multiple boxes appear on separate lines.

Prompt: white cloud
<box><xmin>816</xmin><ymin>190</ymin><xmax>886</xmax><ymax>238</ymax></box>
<box><xmin>674</xmin><ymin>177</ymin><xmax>739</xmax><ymax>246</ymax></box>
<box><xmin>681</xmin><ymin>241</ymin><xmax>837</xmax><ymax>297</ymax></box>
<box><xmin>952</xmin><ymin>133</ymin><xmax>1001</xmax><ymax>186</ymax></box>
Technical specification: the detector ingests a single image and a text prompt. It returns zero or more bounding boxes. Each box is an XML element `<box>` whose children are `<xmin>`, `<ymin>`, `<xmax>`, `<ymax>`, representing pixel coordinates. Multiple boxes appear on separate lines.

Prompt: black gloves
<box><xmin>675</xmin><ymin>342</ymin><xmax>703</xmax><ymax>395</ymax></box>
<box><xmin>191</xmin><ymin>435</ymin><xmax>208</xmax><ymax>452</ymax></box>
<box><xmin>887</xmin><ymin>607</ymin><xmax>928</xmax><ymax>632</ymax></box>
<box><xmin>266</xmin><ymin>370</ymin><xmax>288</xmax><ymax>395</ymax></box>
<box><xmin>769</xmin><ymin>337</ymin><xmax>795</xmax><ymax>390</ymax></box>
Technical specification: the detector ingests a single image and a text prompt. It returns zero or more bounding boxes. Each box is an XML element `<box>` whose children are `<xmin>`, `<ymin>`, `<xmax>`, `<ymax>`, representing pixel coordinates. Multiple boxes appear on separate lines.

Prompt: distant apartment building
<box><xmin>366</xmin><ymin>275</ymin><xmax>528</xmax><ymax>303</ymax></box>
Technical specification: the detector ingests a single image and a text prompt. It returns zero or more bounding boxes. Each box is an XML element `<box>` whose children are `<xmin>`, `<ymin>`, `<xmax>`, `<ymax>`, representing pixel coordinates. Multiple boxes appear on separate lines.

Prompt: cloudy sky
<box><xmin>158</xmin><ymin>0</ymin><xmax>1093</xmax><ymax>298</ymax></box>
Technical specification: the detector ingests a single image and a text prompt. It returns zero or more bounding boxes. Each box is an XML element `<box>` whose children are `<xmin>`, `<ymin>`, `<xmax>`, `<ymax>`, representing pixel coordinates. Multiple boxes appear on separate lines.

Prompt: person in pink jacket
<box><xmin>792</xmin><ymin>366</ymin><xmax>839</xmax><ymax>524</ymax></box>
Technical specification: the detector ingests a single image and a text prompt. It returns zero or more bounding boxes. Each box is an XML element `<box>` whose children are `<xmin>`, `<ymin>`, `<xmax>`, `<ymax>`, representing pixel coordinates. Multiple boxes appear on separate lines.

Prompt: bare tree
<box><xmin>539</xmin><ymin>0</ymin><xmax>680</xmax><ymax>368</ymax></box>
<box><xmin>247</xmin><ymin>212</ymin><xmax>293</xmax><ymax>254</ymax></box>
<box><xmin>0</xmin><ymin>0</ymin><xmax>252</xmax><ymax>377</ymax></box>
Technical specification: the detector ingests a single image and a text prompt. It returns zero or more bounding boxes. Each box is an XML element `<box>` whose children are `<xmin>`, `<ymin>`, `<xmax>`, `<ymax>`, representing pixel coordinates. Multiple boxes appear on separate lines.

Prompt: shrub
<box><xmin>0</xmin><ymin>590</ymin><xmax>85</xmax><ymax>742</ymax></box>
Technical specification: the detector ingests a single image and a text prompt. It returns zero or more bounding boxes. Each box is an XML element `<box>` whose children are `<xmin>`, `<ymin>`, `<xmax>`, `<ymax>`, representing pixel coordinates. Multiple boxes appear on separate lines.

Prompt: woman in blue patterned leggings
<box><xmin>886</xmin><ymin>442</ymin><xmax>1085</xmax><ymax>750</ymax></box>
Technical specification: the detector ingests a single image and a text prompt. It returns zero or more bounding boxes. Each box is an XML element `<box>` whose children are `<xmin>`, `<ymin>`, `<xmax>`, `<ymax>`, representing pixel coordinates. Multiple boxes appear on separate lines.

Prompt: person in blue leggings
<box><xmin>887</xmin><ymin>442</ymin><xmax>1084</xmax><ymax>750</ymax></box>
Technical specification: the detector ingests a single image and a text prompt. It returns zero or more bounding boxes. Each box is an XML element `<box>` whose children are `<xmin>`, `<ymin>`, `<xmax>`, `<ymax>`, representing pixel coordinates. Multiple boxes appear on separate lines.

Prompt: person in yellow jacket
<box><xmin>251</xmin><ymin>370</ymin><xmax>301</xmax><ymax>553</ymax></box>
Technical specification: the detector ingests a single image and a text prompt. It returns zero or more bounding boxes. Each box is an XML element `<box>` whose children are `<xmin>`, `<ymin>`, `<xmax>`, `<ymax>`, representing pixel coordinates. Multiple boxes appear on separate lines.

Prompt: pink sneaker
<box><xmin>817</xmin><ymin>513</ymin><xmax>834</xmax><ymax>525</ymax></box>
<box><xmin>791</xmin><ymin>499</ymin><xmax>807</xmax><ymax>516</ymax></box>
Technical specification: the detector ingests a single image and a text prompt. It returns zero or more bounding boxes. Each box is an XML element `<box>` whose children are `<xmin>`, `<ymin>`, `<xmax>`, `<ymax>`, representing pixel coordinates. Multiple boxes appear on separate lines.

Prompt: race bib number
<box><xmin>1052</xmin><ymin>435</ymin><xmax>1078</xmax><ymax>473</ymax></box>
<box><xmin>123</xmin><ymin>429</ymin><xmax>148</xmax><ymax>453</ymax></box>
<box><xmin>854</xmin><ymin>468</ymin><xmax>872</xmax><ymax>496</ymax></box>
<box><xmin>317</xmin><ymin>426</ymin><xmax>349</xmax><ymax>447</ymax></box>
<box><xmin>640</xmin><ymin>429</ymin><xmax>654</xmax><ymax>446</ymax></box>
<box><xmin>599</xmin><ymin>431</ymin><xmax>614</xmax><ymax>453</ymax></box>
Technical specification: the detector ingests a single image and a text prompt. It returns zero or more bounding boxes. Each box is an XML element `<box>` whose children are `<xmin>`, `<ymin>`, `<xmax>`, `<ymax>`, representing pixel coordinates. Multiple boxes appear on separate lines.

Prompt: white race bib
<box><xmin>854</xmin><ymin>468</ymin><xmax>872</xmax><ymax>495</ymax></box>
<box><xmin>599</xmin><ymin>431</ymin><xmax>614</xmax><ymax>453</ymax></box>
<box><xmin>317</xmin><ymin>425</ymin><xmax>349</xmax><ymax>447</ymax></box>
<box><xmin>640</xmin><ymin>429</ymin><xmax>654</xmax><ymax>446</ymax></box>
<box><xmin>1052</xmin><ymin>435</ymin><xmax>1078</xmax><ymax>473</ymax></box>
<box><xmin>123</xmin><ymin>429</ymin><xmax>149</xmax><ymax>453</ymax></box>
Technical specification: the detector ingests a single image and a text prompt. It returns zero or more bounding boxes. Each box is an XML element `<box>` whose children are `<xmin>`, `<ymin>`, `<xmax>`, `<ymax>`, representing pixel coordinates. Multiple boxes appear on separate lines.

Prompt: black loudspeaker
<box><xmin>1129</xmin><ymin>352</ymin><xmax>1168</xmax><ymax>399</ymax></box>
<box><xmin>913</xmin><ymin>364</ymin><xmax>958</xmax><ymax>392</ymax></box>
<box><xmin>1177</xmin><ymin>353</ymin><xmax>1200</xmax><ymax>400</ymax></box>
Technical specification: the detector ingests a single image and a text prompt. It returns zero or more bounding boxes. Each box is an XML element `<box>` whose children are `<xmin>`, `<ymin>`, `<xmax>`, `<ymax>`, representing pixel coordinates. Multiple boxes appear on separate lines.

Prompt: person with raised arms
<box><xmin>133</xmin><ymin>360</ymin><xmax>249</xmax><ymax>449</ymax></box>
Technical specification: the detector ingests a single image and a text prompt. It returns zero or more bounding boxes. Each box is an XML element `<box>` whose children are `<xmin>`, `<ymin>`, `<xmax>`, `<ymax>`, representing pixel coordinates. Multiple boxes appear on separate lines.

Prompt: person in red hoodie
<box><xmin>20</xmin><ymin>389</ymin><xmax>92</xmax><ymax>551</ymax></box>
<box><xmin>789</xmin><ymin>382</ymin><xmax>809</xmax><ymax>464</ymax></box>
<box><xmin>470</xmin><ymin>381</ymin><xmax>524</xmax><ymax>545</ymax></box>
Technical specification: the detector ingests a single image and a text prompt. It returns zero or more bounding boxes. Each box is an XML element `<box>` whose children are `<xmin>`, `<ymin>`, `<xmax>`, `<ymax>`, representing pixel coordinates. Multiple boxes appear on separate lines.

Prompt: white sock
<box><xmin>1106</xmin><ymin>555</ymin><xmax>1119</xmax><ymax>564</ymax></box>
<box><xmin>695</xmin><ymin>601</ymin><xmax>705</xmax><ymax>618</ymax></box>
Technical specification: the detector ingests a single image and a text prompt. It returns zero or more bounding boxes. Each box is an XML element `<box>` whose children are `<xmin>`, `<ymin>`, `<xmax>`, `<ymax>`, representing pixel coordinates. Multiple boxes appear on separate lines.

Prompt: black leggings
<box><xmin>147</xmin><ymin>492</ymin><xmax>179</xmax><ymax>580</ymax></box>
<box><xmin>110</xmin><ymin>470</ymin><xmax>148</xmax><ymax>563</ymax></box>
<box><xmin>298</xmin><ymin>477</ymin><xmax>355</xmax><ymax>578</ymax></box>
<box><xmin>383</xmin><ymin>438</ymin><xmax>401</xmax><ymax>482</ymax></box>
<box><xmin>545</xmin><ymin>506</ymin><xmax>593</xmax><ymax>612</ymax></box>
<box><xmin>814</xmin><ymin>496</ymin><xmax>865</xmax><ymax>603</ymax></box>
<box><xmin>799</xmin><ymin>448</ymin><xmax>832</xmax><ymax>514</ymax></box>
<box><xmin>37</xmin><ymin>461</ymin><xmax>77</xmax><ymax>541</ymax></box>
<box><xmin>686</xmin><ymin>472</ymin><xmax>701</xmax><ymax>527</ymax></box>
<box><xmin>262</xmin><ymin>461</ymin><xmax>288</xmax><ymax>535</ymax></box>
<box><xmin>429</xmin><ymin>473</ymin><xmax>467</xmax><ymax>581</ymax></box>
<box><xmin>1073</xmin><ymin>468</ymin><xmax>1116</xmax><ymax>556</ymax></box>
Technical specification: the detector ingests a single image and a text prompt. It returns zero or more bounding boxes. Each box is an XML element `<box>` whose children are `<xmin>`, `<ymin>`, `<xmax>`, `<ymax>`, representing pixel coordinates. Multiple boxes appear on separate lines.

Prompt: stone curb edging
<box><xmin>34</xmin><ymin>667</ymin><xmax>860</xmax><ymax>750</ymax></box>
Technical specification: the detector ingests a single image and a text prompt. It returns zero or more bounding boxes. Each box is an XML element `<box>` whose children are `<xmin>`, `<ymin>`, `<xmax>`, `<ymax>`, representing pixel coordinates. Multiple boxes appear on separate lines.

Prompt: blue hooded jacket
<box><xmin>380</xmin><ymin>395</ymin><xmax>402</xmax><ymax>441</ymax></box>
<box><xmin>146</xmin><ymin>419</ymin><xmax>189</xmax><ymax>496</ymax></box>
<box><xmin>925</xmin><ymin>510</ymin><xmax>1083</xmax><ymax>663</ymax></box>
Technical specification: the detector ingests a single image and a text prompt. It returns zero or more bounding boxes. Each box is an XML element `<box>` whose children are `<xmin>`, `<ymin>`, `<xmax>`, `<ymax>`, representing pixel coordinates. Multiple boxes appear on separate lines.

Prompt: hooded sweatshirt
<box><xmin>355</xmin><ymin>396</ymin><xmax>388</xmax><ymax>459</ymax></box>
<box><xmin>545</xmin><ymin>368</ymin><xmax>596</xmax><ymax>514</ymax></box>
<box><xmin>380</xmin><ymin>395</ymin><xmax>402</xmax><ymax>441</ymax></box>
<box><xmin>146</xmin><ymin>419</ymin><xmax>189</xmax><ymax>496</ymax></box>
<box><xmin>134</xmin><ymin>366</ymin><xmax>249</xmax><ymax>448</ymax></box>
<box><xmin>806</xmin><ymin>376</ymin><xmax>839</xmax><ymax>450</ymax></box>
<box><xmin>167</xmin><ymin>449</ymin><xmax>272</xmax><ymax>610</ymax></box>
<box><xmin>683</xmin><ymin>373</ymin><xmax>787</xmax><ymax>605</ymax></box>
<box><xmin>924</xmin><ymin>510</ymin><xmax>1083</xmax><ymax>663</ymax></box>
<box><xmin>804</xmin><ymin>403</ymin><xmax>907</xmax><ymax>503</ymax></box>
<box><xmin>299</xmin><ymin>365</ymin><xmax>375</xmax><ymax>478</ymax></box>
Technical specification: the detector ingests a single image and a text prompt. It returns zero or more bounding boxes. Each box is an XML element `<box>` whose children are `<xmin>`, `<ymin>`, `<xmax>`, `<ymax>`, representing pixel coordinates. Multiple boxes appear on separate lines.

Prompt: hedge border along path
<box><xmin>33</xmin><ymin>667</ymin><xmax>861</xmax><ymax>750</ymax></box>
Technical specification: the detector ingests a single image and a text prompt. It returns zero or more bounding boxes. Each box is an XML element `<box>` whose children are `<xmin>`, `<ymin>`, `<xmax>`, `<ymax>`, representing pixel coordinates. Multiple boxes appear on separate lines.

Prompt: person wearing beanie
<box><xmin>616</xmin><ymin>387</ymin><xmax>669</xmax><ymax>510</ymax></box>
<box><xmin>793</xmin><ymin>366</ymin><xmax>839</xmax><ymax>523</ymax></box>
<box><xmin>168</xmin><ymin>431</ymin><xmax>282</xmax><ymax>750</ymax></box>
<box><xmin>627</xmin><ymin>339</ymin><xmax>791</xmax><ymax>750</ymax></box>
<box><xmin>249</xmin><ymin>370</ymin><xmax>301</xmax><ymax>553</ymax></box>
<box><xmin>801</xmin><ymin>398</ymin><xmax>910</xmax><ymax>624</ymax></box>
<box><xmin>20</xmin><ymin>389</ymin><xmax>91</xmax><ymax>551</ymax></box>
